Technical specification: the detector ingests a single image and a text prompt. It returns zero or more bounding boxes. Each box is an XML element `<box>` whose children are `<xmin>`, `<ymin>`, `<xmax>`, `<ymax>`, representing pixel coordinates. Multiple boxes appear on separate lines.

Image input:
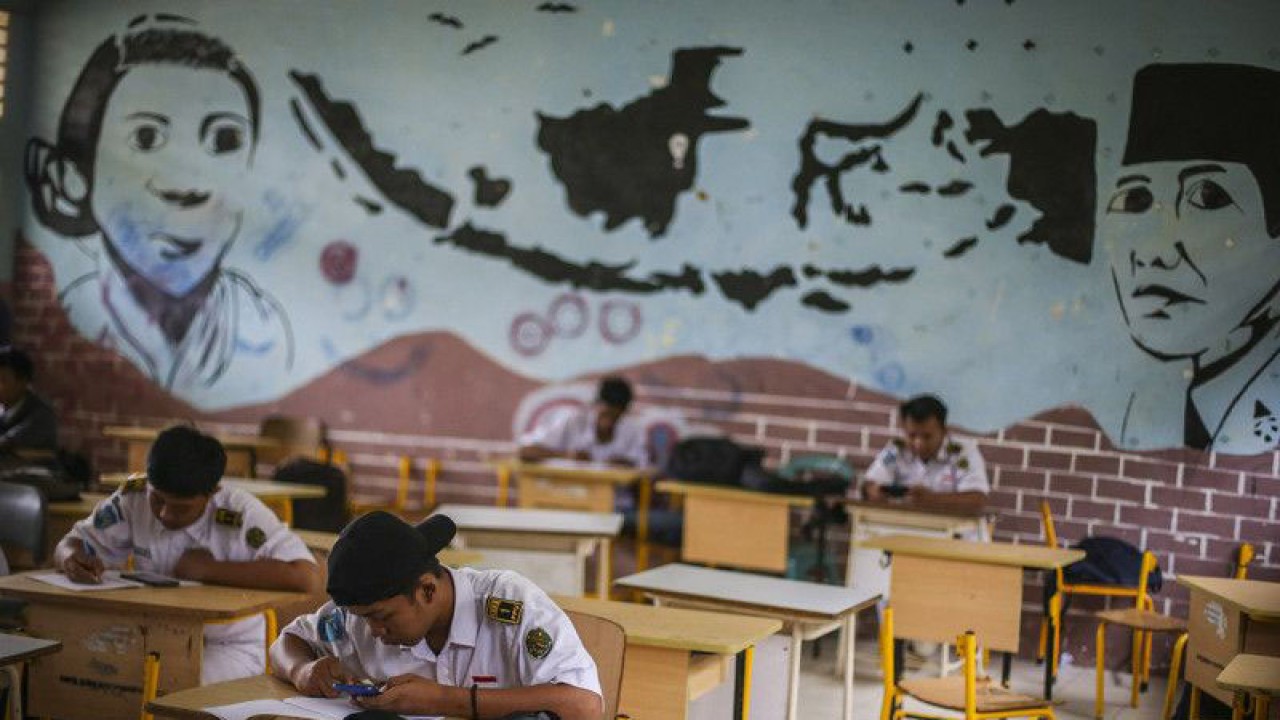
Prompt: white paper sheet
<box><xmin>204</xmin><ymin>698</ymin><xmax>331</xmax><ymax>720</ymax></box>
<box><xmin>284</xmin><ymin>695</ymin><xmax>442</xmax><ymax>720</ymax></box>
<box><xmin>28</xmin><ymin>571</ymin><xmax>143</xmax><ymax>591</ymax></box>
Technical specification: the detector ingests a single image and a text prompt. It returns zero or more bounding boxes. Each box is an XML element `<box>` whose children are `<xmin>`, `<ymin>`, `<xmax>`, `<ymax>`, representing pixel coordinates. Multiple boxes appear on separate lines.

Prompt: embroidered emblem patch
<box><xmin>246</xmin><ymin>527</ymin><xmax>267</xmax><ymax>549</ymax></box>
<box><xmin>486</xmin><ymin>596</ymin><xmax>524</xmax><ymax>625</ymax></box>
<box><xmin>946</xmin><ymin>442</ymin><xmax>962</xmax><ymax>455</ymax></box>
<box><xmin>93</xmin><ymin>504</ymin><xmax>120</xmax><ymax>529</ymax></box>
<box><xmin>132</xmin><ymin>545</ymin><xmax>152</xmax><ymax>559</ymax></box>
<box><xmin>525</xmin><ymin>627</ymin><xmax>553</xmax><ymax>659</ymax></box>
<box><xmin>318</xmin><ymin>609</ymin><xmax>347</xmax><ymax>643</ymax></box>
<box><xmin>122</xmin><ymin>475</ymin><xmax>147</xmax><ymax>493</ymax></box>
<box><xmin>956</xmin><ymin>458</ymin><xmax>970</xmax><ymax>470</ymax></box>
<box><xmin>215</xmin><ymin>509</ymin><xmax>243</xmax><ymax>528</ymax></box>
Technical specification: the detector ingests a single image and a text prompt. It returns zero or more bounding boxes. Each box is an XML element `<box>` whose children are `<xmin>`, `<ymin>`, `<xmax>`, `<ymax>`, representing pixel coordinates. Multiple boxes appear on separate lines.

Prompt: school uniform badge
<box><xmin>215</xmin><ymin>509</ymin><xmax>243</xmax><ymax>528</ymax></box>
<box><xmin>93</xmin><ymin>504</ymin><xmax>120</xmax><ymax>529</ymax></box>
<box><xmin>122</xmin><ymin>475</ymin><xmax>147</xmax><ymax>493</ymax></box>
<box><xmin>486</xmin><ymin>596</ymin><xmax>524</xmax><ymax>625</ymax></box>
<box><xmin>319</xmin><ymin>609</ymin><xmax>347</xmax><ymax>643</ymax></box>
<box><xmin>525</xmin><ymin>627</ymin><xmax>553</xmax><ymax>659</ymax></box>
<box><xmin>246</xmin><ymin>527</ymin><xmax>266</xmax><ymax>549</ymax></box>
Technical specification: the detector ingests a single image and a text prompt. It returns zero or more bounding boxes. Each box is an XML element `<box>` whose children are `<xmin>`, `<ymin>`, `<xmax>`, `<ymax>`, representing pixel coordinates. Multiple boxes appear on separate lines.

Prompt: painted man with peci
<box><xmin>270</xmin><ymin>512</ymin><xmax>603</xmax><ymax>720</ymax></box>
<box><xmin>862</xmin><ymin>394</ymin><xmax>990</xmax><ymax>513</ymax></box>
<box><xmin>517</xmin><ymin>375</ymin><xmax>649</xmax><ymax>467</ymax></box>
<box><xmin>54</xmin><ymin>425</ymin><xmax>321</xmax><ymax>683</ymax></box>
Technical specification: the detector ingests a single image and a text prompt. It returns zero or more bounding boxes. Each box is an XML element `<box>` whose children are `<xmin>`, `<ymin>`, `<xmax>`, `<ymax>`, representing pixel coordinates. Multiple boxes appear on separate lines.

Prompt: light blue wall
<box><xmin>17</xmin><ymin>0</ymin><xmax>1280</xmax><ymax>454</ymax></box>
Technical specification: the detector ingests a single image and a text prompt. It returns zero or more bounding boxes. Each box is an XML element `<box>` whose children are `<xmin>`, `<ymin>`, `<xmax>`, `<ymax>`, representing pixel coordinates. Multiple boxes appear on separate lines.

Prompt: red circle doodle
<box><xmin>548</xmin><ymin>294</ymin><xmax>589</xmax><ymax>338</ymax></box>
<box><xmin>510</xmin><ymin>312</ymin><xmax>554</xmax><ymax>357</ymax></box>
<box><xmin>320</xmin><ymin>241</ymin><xmax>358</xmax><ymax>285</ymax></box>
<box><xmin>599</xmin><ymin>300</ymin><xmax>642</xmax><ymax>344</ymax></box>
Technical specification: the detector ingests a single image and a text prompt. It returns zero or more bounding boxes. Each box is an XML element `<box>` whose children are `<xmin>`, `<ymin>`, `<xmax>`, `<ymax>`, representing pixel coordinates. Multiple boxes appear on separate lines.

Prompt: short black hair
<box><xmin>147</xmin><ymin>425</ymin><xmax>226</xmax><ymax>497</ymax></box>
<box><xmin>597</xmin><ymin>376</ymin><xmax>633</xmax><ymax>410</ymax></box>
<box><xmin>899</xmin><ymin>394</ymin><xmax>948</xmax><ymax>425</ymax></box>
<box><xmin>0</xmin><ymin>346</ymin><xmax>35</xmax><ymax>382</ymax></box>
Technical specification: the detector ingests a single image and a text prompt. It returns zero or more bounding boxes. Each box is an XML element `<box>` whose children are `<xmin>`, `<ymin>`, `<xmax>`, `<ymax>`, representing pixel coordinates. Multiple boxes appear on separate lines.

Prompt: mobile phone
<box><xmin>333</xmin><ymin>682</ymin><xmax>383</xmax><ymax>697</ymax></box>
<box><xmin>120</xmin><ymin>571</ymin><xmax>180</xmax><ymax>587</ymax></box>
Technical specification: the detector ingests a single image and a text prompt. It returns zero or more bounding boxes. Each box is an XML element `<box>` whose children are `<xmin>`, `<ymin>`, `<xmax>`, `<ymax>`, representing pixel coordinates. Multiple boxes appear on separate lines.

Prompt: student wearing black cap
<box><xmin>1105</xmin><ymin>63</ymin><xmax>1280</xmax><ymax>453</ymax></box>
<box><xmin>270</xmin><ymin>512</ymin><xmax>603</xmax><ymax>720</ymax></box>
<box><xmin>54</xmin><ymin>425</ymin><xmax>321</xmax><ymax>682</ymax></box>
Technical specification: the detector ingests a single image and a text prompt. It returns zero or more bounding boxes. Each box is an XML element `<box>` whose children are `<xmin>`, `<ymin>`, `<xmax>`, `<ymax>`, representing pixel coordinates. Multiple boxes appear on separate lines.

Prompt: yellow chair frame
<box><xmin>1037</xmin><ymin>500</ymin><xmax>1154</xmax><ymax>681</ymax></box>
<box><xmin>881</xmin><ymin>607</ymin><xmax>1055</xmax><ymax>720</ymax></box>
<box><xmin>348</xmin><ymin>454</ymin><xmax>442</xmax><ymax>517</ymax></box>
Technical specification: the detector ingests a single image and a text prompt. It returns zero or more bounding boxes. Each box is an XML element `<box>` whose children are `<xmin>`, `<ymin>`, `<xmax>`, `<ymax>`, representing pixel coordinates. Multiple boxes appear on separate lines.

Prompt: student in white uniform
<box><xmin>271</xmin><ymin>512</ymin><xmax>603</xmax><ymax>720</ymax></box>
<box><xmin>862</xmin><ymin>394</ymin><xmax>990</xmax><ymax>513</ymax></box>
<box><xmin>517</xmin><ymin>376</ymin><xmax>648</xmax><ymax>467</ymax></box>
<box><xmin>54</xmin><ymin>425</ymin><xmax>321</xmax><ymax>683</ymax></box>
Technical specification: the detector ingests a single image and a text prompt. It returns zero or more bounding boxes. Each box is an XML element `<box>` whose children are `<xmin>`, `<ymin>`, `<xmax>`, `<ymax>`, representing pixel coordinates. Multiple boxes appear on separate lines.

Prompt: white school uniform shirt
<box><xmin>282</xmin><ymin>566</ymin><xmax>602</xmax><ymax>699</ymax></box>
<box><xmin>863</xmin><ymin>435</ymin><xmax>990</xmax><ymax>494</ymax></box>
<box><xmin>67</xmin><ymin>482</ymin><xmax>315</xmax><ymax>684</ymax></box>
<box><xmin>518</xmin><ymin>408</ymin><xmax>649</xmax><ymax>467</ymax></box>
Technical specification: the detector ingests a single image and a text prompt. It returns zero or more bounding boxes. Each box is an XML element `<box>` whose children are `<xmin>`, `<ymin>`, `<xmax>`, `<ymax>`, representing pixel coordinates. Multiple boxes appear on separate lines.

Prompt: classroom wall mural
<box><xmin>19</xmin><ymin>0</ymin><xmax>1280</xmax><ymax>454</ymax></box>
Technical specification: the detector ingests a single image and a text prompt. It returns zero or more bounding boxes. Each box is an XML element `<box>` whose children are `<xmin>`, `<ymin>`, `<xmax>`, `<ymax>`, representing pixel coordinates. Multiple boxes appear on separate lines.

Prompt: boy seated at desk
<box><xmin>517</xmin><ymin>376</ymin><xmax>648</xmax><ymax>467</ymax></box>
<box><xmin>270</xmin><ymin>512</ymin><xmax>603</xmax><ymax>720</ymax></box>
<box><xmin>53</xmin><ymin>425</ymin><xmax>322</xmax><ymax>683</ymax></box>
<box><xmin>862</xmin><ymin>394</ymin><xmax>989</xmax><ymax>513</ymax></box>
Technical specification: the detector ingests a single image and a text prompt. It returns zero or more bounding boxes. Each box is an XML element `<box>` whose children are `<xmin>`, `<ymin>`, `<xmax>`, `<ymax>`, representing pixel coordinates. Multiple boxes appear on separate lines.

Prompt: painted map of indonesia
<box><xmin>536</xmin><ymin>46</ymin><xmax>750</xmax><ymax>238</ymax></box>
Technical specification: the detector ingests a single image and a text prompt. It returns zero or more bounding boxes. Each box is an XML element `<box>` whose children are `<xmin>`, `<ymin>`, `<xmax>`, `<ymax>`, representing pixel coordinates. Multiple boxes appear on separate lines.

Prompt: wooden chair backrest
<box><xmin>566</xmin><ymin>609</ymin><xmax>626</xmax><ymax>720</ymax></box>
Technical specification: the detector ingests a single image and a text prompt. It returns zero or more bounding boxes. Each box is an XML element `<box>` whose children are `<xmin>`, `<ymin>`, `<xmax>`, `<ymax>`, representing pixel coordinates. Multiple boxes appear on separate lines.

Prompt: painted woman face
<box><xmin>90</xmin><ymin>65</ymin><xmax>253</xmax><ymax>297</ymax></box>
<box><xmin>1103</xmin><ymin>161</ymin><xmax>1280</xmax><ymax>364</ymax></box>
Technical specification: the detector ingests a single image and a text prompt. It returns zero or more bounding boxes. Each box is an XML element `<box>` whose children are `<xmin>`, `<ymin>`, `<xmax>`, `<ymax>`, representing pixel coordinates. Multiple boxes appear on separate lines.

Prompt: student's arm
<box><xmin>861</xmin><ymin>443</ymin><xmax>896</xmax><ymax>500</ymax></box>
<box><xmin>517</xmin><ymin>443</ymin><xmax>574</xmax><ymax>462</ymax></box>
<box><xmin>53</xmin><ymin>536</ymin><xmax>104</xmax><ymax>583</ymax></box>
<box><xmin>270</xmin><ymin>632</ymin><xmax>350</xmax><ymax>698</ymax></box>
<box><xmin>173</xmin><ymin>550</ymin><xmax>322</xmax><ymax>593</ymax></box>
<box><xmin>359</xmin><ymin>676</ymin><xmax>602</xmax><ymax>720</ymax></box>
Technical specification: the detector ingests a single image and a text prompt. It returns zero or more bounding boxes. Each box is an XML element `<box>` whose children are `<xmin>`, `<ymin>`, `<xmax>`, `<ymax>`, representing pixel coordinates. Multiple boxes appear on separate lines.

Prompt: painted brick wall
<box><xmin>8</xmin><ymin>240</ymin><xmax>1279</xmax><ymax>670</ymax></box>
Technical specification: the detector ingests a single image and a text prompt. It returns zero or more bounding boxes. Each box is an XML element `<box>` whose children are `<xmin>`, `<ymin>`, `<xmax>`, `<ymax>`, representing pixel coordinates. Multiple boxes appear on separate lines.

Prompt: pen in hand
<box><xmin>74</xmin><ymin>542</ymin><xmax>105</xmax><ymax>584</ymax></box>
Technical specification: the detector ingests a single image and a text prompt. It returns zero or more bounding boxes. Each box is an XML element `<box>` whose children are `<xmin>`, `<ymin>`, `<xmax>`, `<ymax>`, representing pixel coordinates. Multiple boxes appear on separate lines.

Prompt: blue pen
<box><xmin>81</xmin><ymin>542</ymin><xmax>104</xmax><ymax>582</ymax></box>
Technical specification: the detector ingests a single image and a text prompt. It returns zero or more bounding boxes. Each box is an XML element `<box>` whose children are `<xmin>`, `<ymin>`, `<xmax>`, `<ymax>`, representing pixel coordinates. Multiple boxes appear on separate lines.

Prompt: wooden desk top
<box><xmin>146</xmin><ymin>674</ymin><xmax>466</xmax><ymax>719</ymax></box>
<box><xmin>860</xmin><ymin>535</ymin><xmax>1085</xmax><ymax>569</ymax></box>
<box><xmin>434</xmin><ymin>503</ymin><xmax>623</xmax><ymax>537</ymax></box>
<box><xmin>0</xmin><ymin>632</ymin><xmax>62</xmax><ymax>666</ymax></box>
<box><xmin>1216</xmin><ymin>654</ymin><xmax>1280</xmax><ymax>696</ymax></box>
<box><xmin>1178</xmin><ymin>576</ymin><xmax>1280</xmax><ymax>620</ymax></box>
<box><xmin>505</xmin><ymin>458</ymin><xmax>652</xmax><ymax>485</ymax></box>
<box><xmin>293</xmin><ymin>529</ymin><xmax>484</xmax><ymax>566</ymax></box>
<box><xmin>0</xmin><ymin>571</ymin><xmax>311</xmax><ymax>619</ymax></box>
<box><xmin>98</xmin><ymin>474</ymin><xmax>327</xmax><ymax>500</ymax></box>
<box><xmin>554</xmin><ymin>595</ymin><xmax>781</xmax><ymax>654</ymax></box>
<box><xmin>845</xmin><ymin>498</ymin><xmax>989</xmax><ymax>520</ymax></box>
<box><xmin>615</xmin><ymin>563</ymin><xmax>880</xmax><ymax>622</ymax></box>
<box><xmin>104</xmin><ymin>425</ymin><xmax>284</xmax><ymax>450</ymax></box>
<box><xmin>654</xmin><ymin>480</ymin><xmax>814</xmax><ymax>507</ymax></box>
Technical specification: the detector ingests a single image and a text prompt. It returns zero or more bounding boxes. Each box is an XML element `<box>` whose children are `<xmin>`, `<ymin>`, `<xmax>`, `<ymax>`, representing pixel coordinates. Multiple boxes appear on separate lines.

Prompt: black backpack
<box><xmin>272</xmin><ymin>458</ymin><xmax>349</xmax><ymax>532</ymax></box>
<box><xmin>663</xmin><ymin>436</ymin><xmax>765</xmax><ymax>486</ymax></box>
<box><xmin>1046</xmin><ymin>536</ymin><xmax>1164</xmax><ymax>602</ymax></box>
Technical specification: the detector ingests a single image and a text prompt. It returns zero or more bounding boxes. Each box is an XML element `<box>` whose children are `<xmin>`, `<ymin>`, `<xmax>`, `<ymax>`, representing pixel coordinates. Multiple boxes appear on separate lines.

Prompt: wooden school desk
<box><xmin>1216</xmin><ymin>654</ymin><xmax>1280</xmax><ymax>720</ymax></box>
<box><xmin>1178</xmin><ymin>575</ymin><xmax>1280</xmax><ymax>711</ymax></box>
<box><xmin>615</xmin><ymin>562</ymin><xmax>881</xmax><ymax>720</ymax></box>
<box><xmin>99</xmin><ymin>473</ymin><xmax>328</xmax><ymax>526</ymax></box>
<box><xmin>861</xmin><ymin>534</ymin><xmax>1084</xmax><ymax>699</ymax></box>
<box><xmin>843</xmin><ymin>497</ymin><xmax>991</xmax><ymax>588</ymax></box>
<box><xmin>655</xmin><ymin>480</ymin><xmax>813</xmax><ymax>574</ymax></box>
<box><xmin>500</xmin><ymin>458</ymin><xmax>656</xmax><ymax>568</ymax></box>
<box><xmin>104</xmin><ymin>425</ymin><xmax>285</xmax><ymax>478</ymax></box>
<box><xmin>554</xmin><ymin>595</ymin><xmax>781</xmax><ymax>720</ymax></box>
<box><xmin>294</xmin><ymin>528</ymin><xmax>483</xmax><ymax>567</ymax></box>
<box><xmin>1</xmin><ymin>633</ymin><xmax>62</xmax><ymax>720</ymax></box>
<box><xmin>0</xmin><ymin>571</ymin><xmax>310</xmax><ymax>720</ymax></box>
<box><xmin>434</xmin><ymin>503</ymin><xmax>621</xmax><ymax>598</ymax></box>
<box><xmin>146</xmin><ymin>673</ymin><xmax>467</xmax><ymax>719</ymax></box>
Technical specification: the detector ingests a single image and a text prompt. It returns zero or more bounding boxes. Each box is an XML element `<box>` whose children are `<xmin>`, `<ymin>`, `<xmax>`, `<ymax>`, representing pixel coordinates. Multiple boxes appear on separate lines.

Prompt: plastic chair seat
<box><xmin>900</xmin><ymin>677</ymin><xmax>1051</xmax><ymax>713</ymax></box>
<box><xmin>1095</xmin><ymin>608</ymin><xmax>1187</xmax><ymax>633</ymax></box>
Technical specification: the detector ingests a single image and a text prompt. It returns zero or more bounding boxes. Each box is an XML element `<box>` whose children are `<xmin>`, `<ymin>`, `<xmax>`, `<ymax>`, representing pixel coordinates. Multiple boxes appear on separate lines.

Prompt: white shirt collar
<box><xmin>409</xmin><ymin>567</ymin><xmax>479</xmax><ymax>660</ymax></box>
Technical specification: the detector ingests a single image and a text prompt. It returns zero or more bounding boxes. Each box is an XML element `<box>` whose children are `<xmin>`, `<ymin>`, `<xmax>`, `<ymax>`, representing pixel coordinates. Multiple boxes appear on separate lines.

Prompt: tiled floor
<box><xmin>792</xmin><ymin>640</ymin><xmax>1172</xmax><ymax>720</ymax></box>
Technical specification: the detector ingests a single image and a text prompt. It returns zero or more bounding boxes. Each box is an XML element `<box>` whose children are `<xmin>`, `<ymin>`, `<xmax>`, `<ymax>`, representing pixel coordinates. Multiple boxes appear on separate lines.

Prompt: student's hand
<box><xmin>61</xmin><ymin>547</ymin><xmax>104</xmax><ymax>584</ymax></box>
<box><xmin>292</xmin><ymin>655</ymin><xmax>352</xmax><ymax>698</ymax></box>
<box><xmin>862</xmin><ymin>482</ymin><xmax>884</xmax><ymax>501</ymax></box>
<box><xmin>174</xmin><ymin>547</ymin><xmax>217</xmax><ymax>582</ymax></box>
<box><xmin>356</xmin><ymin>674</ymin><xmax>447</xmax><ymax>713</ymax></box>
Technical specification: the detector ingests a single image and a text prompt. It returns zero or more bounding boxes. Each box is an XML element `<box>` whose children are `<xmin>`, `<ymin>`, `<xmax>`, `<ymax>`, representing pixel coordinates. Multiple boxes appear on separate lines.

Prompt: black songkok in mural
<box><xmin>1123</xmin><ymin>63</ymin><xmax>1280</xmax><ymax>236</ymax></box>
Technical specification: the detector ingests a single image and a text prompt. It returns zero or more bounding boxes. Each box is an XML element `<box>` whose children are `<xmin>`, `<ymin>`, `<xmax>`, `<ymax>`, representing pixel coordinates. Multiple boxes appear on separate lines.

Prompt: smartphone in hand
<box><xmin>333</xmin><ymin>681</ymin><xmax>383</xmax><ymax>697</ymax></box>
<box><xmin>120</xmin><ymin>571</ymin><xmax>180</xmax><ymax>587</ymax></box>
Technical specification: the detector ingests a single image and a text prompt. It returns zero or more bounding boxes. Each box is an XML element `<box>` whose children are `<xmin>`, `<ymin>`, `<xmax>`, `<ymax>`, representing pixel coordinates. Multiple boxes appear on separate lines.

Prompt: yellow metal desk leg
<box><xmin>1095</xmin><ymin>620</ymin><xmax>1106</xmax><ymax>720</ymax></box>
<box><xmin>1162</xmin><ymin>633</ymin><xmax>1187</xmax><ymax>720</ymax></box>
<box><xmin>734</xmin><ymin>644</ymin><xmax>755</xmax><ymax>720</ymax></box>
<box><xmin>497</xmin><ymin>464</ymin><xmax>510</xmax><ymax>507</ymax></box>
<box><xmin>636</xmin><ymin>476</ymin><xmax>652</xmax><ymax>571</ymax></box>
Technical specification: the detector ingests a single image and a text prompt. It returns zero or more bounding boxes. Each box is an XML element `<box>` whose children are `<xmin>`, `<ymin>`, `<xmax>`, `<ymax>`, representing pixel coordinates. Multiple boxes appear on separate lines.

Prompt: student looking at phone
<box><xmin>53</xmin><ymin>425</ymin><xmax>321</xmax><ymax>683</ymax></box>
<box><xmin>270</xmin><ymin>512</ymin><xmax>603</xmax><ymax>720</ymax></box>
<box><xmin>861</xmin><ymin>394</ymin><xmax>989</xmax><ymax>512</ymax></box>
